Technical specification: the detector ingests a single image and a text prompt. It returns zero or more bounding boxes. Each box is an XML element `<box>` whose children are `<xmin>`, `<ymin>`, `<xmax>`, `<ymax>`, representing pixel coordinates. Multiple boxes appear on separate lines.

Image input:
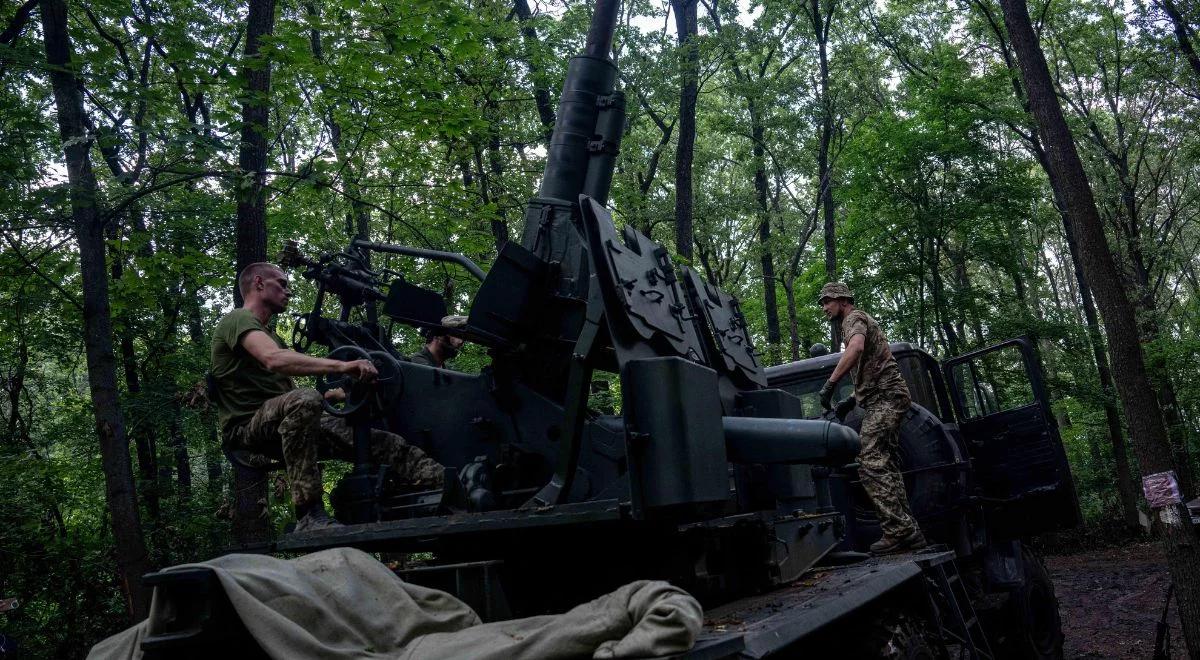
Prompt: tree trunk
<box><xmin>513</xmin><ymin>0</ymin><xmax>556</xmax><ymax>137</ymax></box>
<box><xmin>169</xmin><ymin>402</ymin><xmax>191</xmax><ymax>501</ymax></box>
<box><xmin>4</xmin><ymin>297</ymin><xmax>29</xmax><ymax>445</ymax></box>
<box><xmin>107</xmin><ymin>225</ymin><xmax>162</xmax><ymax>530</ymax></box>
<box><xmin>1157</xmin><ymin>0</ymin><xmax>1200</xmax><ymax>81</ymax></box>
<box><xmin>40</xmin><ymin>0</ymin><xmax>151</xmax><ymax>620</ymax></box>
<box><xmin>232</xmin><ymin>0</ymin><xmax>276</xmax><ymax>544</ymax></box>
<box><xmin>749</xmin><ymin>100</ymin><xmax>781</xmax><ymax>363</ymax></box>
<box><xmin>1156</xmin><ymin>375</ymin><xmax>1195</xmax><ymax>497</ymax></box>
<box><xmin>812</xmin><ymin>0</ymin><xmax>840</xmax><ymax>348</ymax></box>
<box><xmin>954</xmin><ymin>256</ymin><xmax>985</xmax><ymax>345</ymax></box>
<box><xmin>1039</xmin><ymin>249</ymin><xmax>1066</xmax><ymax>318</ymax></box>
<box><xmin>234</xmin><ymin>0</ymin><xmax>275</xmax><ymax>304</ymax></box>
<box><xmin>1127</xmin><ymin>253</ymin><xmax>1197</xmax><ymax>499</ymax></box>
<box><xmin>917</xmin><ymin>246</ymin><xmax>928</xmax><ymax>349</ymax></box>
<box><xmin>1034</xmin><ymin>144</ymin><xmax>1140</xmax><ymax>528</ymax></box>
<box><xmin>783</xmin><ymin>281</ymin><xmax>802</xmax><ymax>361</ymax></box>
<box><xmin>486</xmin><ymin>118</ymin><xmax>510</xmax><ymax>251</ymax></box>
<box><xmin>634</xmin><ymin>112</ymin><xmax>673</xmax><ymax>236</ymax></box>
<box><xmin>1107</xmin><ymin>134</ymin><xmax>1197</xmax><ymax>499</ymax></box>
<box><xmin>671</xmin><ymin>0</ymin><xmax>697</xmax><ymax>260</ymax></box>
<box><xmin>930</xmin><ymin>238</ymin><xmax>960</xmax><ymax>355</ymax></box>
<box><xmin>1000</xmin><ymin>0</ymin><xmax>1200</xmax><ymax>652</ymax></box>
<box><xmin>186</xmin><ymin>293</ymin><xmax>224</xmax><ymax>499</ymax></box>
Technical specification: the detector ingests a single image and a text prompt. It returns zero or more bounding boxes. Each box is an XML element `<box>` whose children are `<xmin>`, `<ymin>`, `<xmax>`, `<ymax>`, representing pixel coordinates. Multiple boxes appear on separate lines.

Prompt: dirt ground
<box><xmin>1046</xmin><ymin>542</ymin><xmax>1185</xmax><ymax>659</ymax></box>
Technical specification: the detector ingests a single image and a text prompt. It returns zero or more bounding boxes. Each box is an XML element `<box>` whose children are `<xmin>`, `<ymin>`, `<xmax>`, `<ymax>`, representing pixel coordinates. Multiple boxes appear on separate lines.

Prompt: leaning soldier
<box><xmin>211</xmin><ymin>262</ymin><xmax>445</xmax><ymax>532</ymax></box>
<box><xmin>816</xmin><ymin>282</ymin><xmax>926</xmax><ymax>554</ymax></box>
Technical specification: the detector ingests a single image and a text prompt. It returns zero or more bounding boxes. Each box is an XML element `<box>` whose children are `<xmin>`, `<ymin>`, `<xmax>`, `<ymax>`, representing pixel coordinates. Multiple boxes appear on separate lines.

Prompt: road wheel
<box><xmin>994</xmin><ymin>545</ymin><xmax>1064</xmax><ymax>659</ymax></box>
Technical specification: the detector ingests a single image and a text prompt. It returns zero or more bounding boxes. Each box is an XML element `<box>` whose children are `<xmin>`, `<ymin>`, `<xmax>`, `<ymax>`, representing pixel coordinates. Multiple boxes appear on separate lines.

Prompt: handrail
<box><xmin>351</xmin><ymin>238</ymin><xmax>486</xmax><ymax>282</ymax></box>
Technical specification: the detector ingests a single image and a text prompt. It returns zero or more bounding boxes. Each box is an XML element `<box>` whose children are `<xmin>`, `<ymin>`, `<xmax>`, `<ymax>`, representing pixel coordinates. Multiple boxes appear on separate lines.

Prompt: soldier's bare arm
<box><xmin>240</xmin><ymin>330</ymin><xmax>378</xmax><ymax>380</ymax></box>
<box><xmin>829</xmin><ymin>333</ymin><xmax>865</xmax><ymax>384</ymax></box>
<box><xmin>819</xmin><ymin>333</ymin><xmax>865</xmax><ymax>409</ymax></box>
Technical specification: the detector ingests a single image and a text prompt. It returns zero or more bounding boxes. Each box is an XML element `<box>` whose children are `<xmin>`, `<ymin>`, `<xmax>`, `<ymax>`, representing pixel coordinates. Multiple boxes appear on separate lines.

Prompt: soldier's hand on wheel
<box><xmin>323</xmin><ymin>387</ymin><xmax>346</xmax><ymax>401</ymax></box>
<box><xmin>341</xmin><ymin>359</ymin><xmax>379</xmax><ymax>382</ymax></box>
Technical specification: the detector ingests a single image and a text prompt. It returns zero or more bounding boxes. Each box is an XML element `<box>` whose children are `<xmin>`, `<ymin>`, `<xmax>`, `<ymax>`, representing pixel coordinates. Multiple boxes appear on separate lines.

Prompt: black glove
<box><xmin>819</xmin><ymin>380</ymin><xmax>836</xmax><ymax>411</ymax></box>
<box><xmin>835</xmin><ymin>396</ymin><xmax>858</xmax><ymax>419</ymax></box>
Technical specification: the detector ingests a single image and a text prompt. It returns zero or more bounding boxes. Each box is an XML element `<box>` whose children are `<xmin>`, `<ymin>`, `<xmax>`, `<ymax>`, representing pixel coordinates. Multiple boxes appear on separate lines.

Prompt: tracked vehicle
<box><xmin>140</xmin><ymin>1</ymin><xmax>1079</xmax><ymax>656</ymax></box>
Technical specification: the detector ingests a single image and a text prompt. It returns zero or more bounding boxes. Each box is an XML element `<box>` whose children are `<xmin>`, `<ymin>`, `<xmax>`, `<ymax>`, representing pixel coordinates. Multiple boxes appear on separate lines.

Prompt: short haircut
<box><xmin>238</xmin><ymin>262</ymin><xmax>282</xmax><ymax>297</ymax></box>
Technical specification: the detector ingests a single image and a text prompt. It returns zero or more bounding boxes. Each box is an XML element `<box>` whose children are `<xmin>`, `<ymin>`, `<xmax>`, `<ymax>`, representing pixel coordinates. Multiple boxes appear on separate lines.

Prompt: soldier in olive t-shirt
<box><xmin>211</xmin><ymin>262</ymin><xmax>445</xmax><ymax>533</ymax></box>
<box><xmin>211</xmin><ymin>308</ymin><xmax>294</xmax><ymax>436</ymax></box>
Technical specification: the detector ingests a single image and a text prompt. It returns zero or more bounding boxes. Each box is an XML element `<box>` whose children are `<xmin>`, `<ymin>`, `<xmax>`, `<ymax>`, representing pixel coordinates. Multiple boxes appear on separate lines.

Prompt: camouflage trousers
<box><xmin>231</xmin><ymin>388</ymin><xmax>445</xmax><ymax>507</ymax></box>
<box><xmin>859</xmin><ymin>393</ymin><xmax>918</xmax><ymax>539</ymax></box>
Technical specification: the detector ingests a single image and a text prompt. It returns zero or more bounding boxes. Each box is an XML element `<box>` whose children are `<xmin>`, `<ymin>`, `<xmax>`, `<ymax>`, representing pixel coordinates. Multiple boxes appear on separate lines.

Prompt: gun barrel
<box><xmin>722</xmin><ymin>417</ymin><xmax>861</xmax><ymax>465</ymax></box>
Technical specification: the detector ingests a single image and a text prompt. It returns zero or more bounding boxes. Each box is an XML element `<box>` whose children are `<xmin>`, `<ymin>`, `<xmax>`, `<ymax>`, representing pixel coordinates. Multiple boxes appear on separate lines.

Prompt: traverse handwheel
<box><xmin>317</xmin><ymin>345</ymin><xmax>373</xmax><ymax>417</ymax></box>
<box><xmin>367</xmin><ymin>350</ymin><xmax>404</xmax><ymax>399</ymax></box>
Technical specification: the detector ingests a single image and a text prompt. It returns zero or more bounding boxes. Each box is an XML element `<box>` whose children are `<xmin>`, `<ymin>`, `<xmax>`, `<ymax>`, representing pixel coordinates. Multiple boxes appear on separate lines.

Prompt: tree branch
<box><xmin>1</xmin><ymin>233</ymin><xmax>82</xmax><ymax>310</ymax></box>
<box><xmin>0</xmin><ymin>0</ymin><xmax>37</xmax><ymax>46</ymax></box>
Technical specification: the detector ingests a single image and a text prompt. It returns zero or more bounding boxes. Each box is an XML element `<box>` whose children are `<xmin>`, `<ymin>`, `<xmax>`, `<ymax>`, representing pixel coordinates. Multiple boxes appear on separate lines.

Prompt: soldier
<box><xmin>409</xmin><ymin>315</ymin><xmax>466</xmax><ymax>368</ymax></box>
<box><xmin>817</xmin><ymin>282</ymin><xmax>926</xmax><ymax>554</ymax></box>
<box><xmin>211</xmin><ymin>262</ymin><xmax>445</xmax><ymax>532</ymax></box>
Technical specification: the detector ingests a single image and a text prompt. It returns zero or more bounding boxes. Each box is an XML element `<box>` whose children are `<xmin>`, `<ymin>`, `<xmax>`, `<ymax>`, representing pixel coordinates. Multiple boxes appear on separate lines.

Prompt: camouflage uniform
<box><xmin>229</xmin><ymin>388</ymin><xmax>444</xmax><ymax>506</ymax></box>
<box><xmin>840</xmin><ymin>308</ymin><xmax>919</xmax><ymax>540</ymax></box>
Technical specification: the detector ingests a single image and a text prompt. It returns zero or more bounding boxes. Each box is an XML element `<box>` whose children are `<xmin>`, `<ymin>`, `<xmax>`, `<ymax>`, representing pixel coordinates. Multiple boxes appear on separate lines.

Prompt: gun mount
<box><xmin>275</xmin><ymin>186</ymin><xmax>857</xmax><ymax>599</ymax></box>
<box><xmin>254</xmin><ymin>0</ymin><xmax>856</xmax><ymax>607</ymax></box>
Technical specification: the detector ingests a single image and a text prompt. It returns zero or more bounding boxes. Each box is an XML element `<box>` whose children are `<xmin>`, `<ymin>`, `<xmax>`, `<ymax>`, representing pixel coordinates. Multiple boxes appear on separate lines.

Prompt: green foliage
<box><xmin>3</xmin><ymin>0</ymin><xmax>1200</xmax><ymax>653</ymax></box>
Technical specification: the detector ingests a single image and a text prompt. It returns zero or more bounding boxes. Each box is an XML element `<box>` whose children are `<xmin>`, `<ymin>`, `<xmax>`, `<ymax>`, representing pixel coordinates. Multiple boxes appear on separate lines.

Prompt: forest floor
<box><xmin>1047</xmin><ymin>541</ymin><xmax>1184</xmax><ymax>659</ymax></box>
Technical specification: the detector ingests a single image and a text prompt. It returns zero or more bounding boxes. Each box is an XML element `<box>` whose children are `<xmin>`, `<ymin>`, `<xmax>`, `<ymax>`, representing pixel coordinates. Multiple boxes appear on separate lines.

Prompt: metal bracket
<box><xmin>524</xmin><ymin>285</ymin><xmax>606</xmax><ymax>508</ymax></box>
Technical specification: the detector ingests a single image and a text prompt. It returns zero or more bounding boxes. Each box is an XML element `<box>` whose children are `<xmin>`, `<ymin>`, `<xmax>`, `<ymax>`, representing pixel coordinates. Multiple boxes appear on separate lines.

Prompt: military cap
<box><xmin>441</xmin><ymin>315</ymin><xmax>468</xmax><ymax>329</ymax></box>
<box><xmin>817</xmin><ymin>282</ymin><xmax>854</xmax><ymax>304</ymax></box>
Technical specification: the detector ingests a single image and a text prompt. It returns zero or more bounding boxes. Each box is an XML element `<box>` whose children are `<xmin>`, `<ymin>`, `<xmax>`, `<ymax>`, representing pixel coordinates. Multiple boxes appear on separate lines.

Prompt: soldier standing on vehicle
<box><xmin>817</xmin><ymin>282</ymin><xmax>926</xmax><ymax>554</ymax></box>
<box><xmin>211</xmin><ymin>262</ymin><xmax>445</xmax><ymax>533</ymax></box>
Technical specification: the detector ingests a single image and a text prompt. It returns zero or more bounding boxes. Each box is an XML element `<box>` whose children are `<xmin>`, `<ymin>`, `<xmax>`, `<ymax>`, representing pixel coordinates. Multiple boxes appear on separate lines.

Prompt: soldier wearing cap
<box><xmin>410</xmin><ymin>315</ymin><xmax>467</xmax><ymax>368</ymax></box>
<box><xmin>817</xmin><ymin>282</ymin><xmax>926</xmax><ymax>554</ymax></box>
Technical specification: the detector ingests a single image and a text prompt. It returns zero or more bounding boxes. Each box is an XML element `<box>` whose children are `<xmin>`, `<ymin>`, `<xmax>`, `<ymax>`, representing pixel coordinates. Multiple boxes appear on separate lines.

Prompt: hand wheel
<box><xmin>291</xmin><ymin>314</ymin><xmax>314</xmax><ymax>353</ymax></box>
<box><xmin>317</xmin><ymin>345</ymin><xmax>372</xmax><ymax>417</ymax></box>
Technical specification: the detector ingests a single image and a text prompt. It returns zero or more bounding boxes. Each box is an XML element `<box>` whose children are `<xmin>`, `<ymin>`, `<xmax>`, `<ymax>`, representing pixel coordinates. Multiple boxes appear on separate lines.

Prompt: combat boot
<box><xmin>869</xmin><ymin>528</ymin><xmax>927</xmax><ymax>555</ymax></box>
<box><xmin>293</xmin><ymin>505</ymin><xmax>344</xmax><ymax>533</ymax></box>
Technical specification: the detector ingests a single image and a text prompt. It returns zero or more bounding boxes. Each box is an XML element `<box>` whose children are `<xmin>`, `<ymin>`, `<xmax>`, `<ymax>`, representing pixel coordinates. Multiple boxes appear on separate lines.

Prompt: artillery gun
<box><xmin>141</xmin><ymin>1</ymin><xmax>1079</xmax><ymax>656</ymax></box>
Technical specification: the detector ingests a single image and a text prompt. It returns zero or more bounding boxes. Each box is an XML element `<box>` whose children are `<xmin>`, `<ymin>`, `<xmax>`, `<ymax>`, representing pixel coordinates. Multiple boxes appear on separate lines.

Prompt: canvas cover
<box><xmin>88</xmin><ymin>547</ymin><xmax>702</xmax><ymax>660</ymax></box>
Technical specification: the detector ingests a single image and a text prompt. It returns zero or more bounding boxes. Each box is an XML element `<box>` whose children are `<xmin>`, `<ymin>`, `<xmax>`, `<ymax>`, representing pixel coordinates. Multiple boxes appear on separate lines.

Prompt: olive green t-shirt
<box><xmin>408</xmin><ymin>346</ymin><xmax>437</xmax><ymax>367</ymax></box>
<box><xmin>841</xmin><ymin>309</ymin><xmax>909</xmax><ymax>404</ymax></box>
<box><xmin>211</xmin><ymin>308</ymin><xmax>294</xmax><ymax>435</ymax></box>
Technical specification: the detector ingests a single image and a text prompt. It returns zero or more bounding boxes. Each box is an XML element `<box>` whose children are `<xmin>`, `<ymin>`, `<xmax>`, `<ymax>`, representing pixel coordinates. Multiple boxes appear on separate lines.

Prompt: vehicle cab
<box><xmin>765</xmin><ymin>342</ymin><xmax>955</xmax><ymax>423</ymax></box>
